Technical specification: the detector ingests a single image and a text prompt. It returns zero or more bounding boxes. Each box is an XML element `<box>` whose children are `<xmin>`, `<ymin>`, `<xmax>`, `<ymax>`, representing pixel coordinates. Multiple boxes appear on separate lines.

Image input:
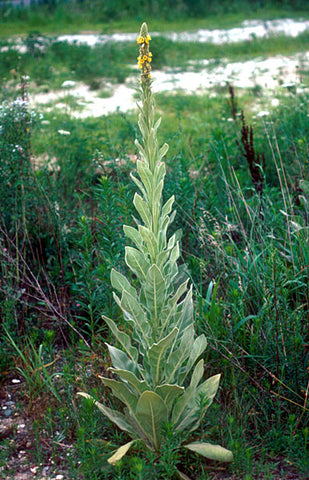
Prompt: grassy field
<box><xmin>0</xmin><ymin>2</ymin><xmax>308</xmax><ymax>37</ymax></box>
<box><xmin>1</xmin><ymin>31</ymin><xmax>309</xmax><ymax>104</ymax></box>
<box><xmin>0</xmin><ymin>3</ymin><xmax>309</xmax><ymax>479</ymax></box>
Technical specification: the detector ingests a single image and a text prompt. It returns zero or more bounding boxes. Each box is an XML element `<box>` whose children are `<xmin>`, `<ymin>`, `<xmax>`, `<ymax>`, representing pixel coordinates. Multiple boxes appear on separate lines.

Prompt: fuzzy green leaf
<box><xmin>107</xmin><ymin>344</ymin><xmax>139</xmax><ymax>375</ymax></box>
<box><xmin>134</xmin><ymin>193</ymin><xmax>152</xmax><ymax>227</ymax></box>
<box><xmin>137</xmin><ymin>159</ymin><xmax>153</xmax><ymax>197</ymax></box>
<box><xmin>175</xmin><ymin>372</ymin><xmax>221</xmax><ymax>433</ymax></box>
<box><xmin>134</xmin><ymin>139</ymin><xmax>147</xmax><ymax>162</ymax></box>
<box><xmin>178</xmin><ymin>334</ymin><xmax>207</xmax><ymax>384</ymax></box>
<box><xmin>153</xmin><ymin>117</ymin><xmax>161</xmax><ymax>131</ymax></box>
<box><xmin>155</xmin><ymin>384</ymin><xmax>184</xmax><ymax>410</ymax></box>
<box><xmin>121</xmin><ymin>290</ymin><xmax>150</xmax><ymax>346</ymax></box>
<box><xmin>136</xmin><ymin>391</ymin><xmax>168</xmax><ymax>450</ymax></box>
<box><xmin>154</xmin><ymin>162</ymin><xmax>166</xmax><ymax>185</ymax></box>
<box><xmin>109</xmin><ymin>368</ymin><xmax>150</xmax><ymax>395</ymax></box>
<box><xmin>159</xmin><ymin>142</ymin><xmax>169</xmax><ymax>160</ymax></box>
<box><xmin>139</xmin><ymin>226</ymin><xmax>157</xmax><ymax>261</ymax></box>
<box><xmin>110</xmin><ymin>269</ymin><xmax>137</xmax><ymax>298</ymax></box>
<box><xmin>130</xmin><ymin>172</ymin><xmax>147</xmax><ymax>198</ymax></box>
<box><xmin>196</xmin><ymin>373</ymin><xmax>221</xmax><ymax>407</ymax></box>
<box><xmin>102</xmin><ymin>378</ymin><xmax>138</xmax><ymax>411</ymax></box>
<box><xmin>161</xmin><ymin>195</ymin><xmax>175</xmax><ymax>218</ymax></box>
<box><xmin>153</xmin><ymin>180</ymin><xmax>164</xmax><ymax>210</ymax></box>
<box><xmin>143</xmin><ymin>265</ymin><xmax>166</xmax><ymax>327</ymax></box>
<box><xmin>125</xmin><ymin>246</ymin><xmax>149</xmax><ymax>281</ymax></box>
<box><xmin>172</xmin><ymin>359</ymin><xmax>204</xmax><ymax>427</ymax></box>
<box><xmin>103</xmin><ymin>316</ymin><xmax>138</xmax><ymax>362</ymax></box>
<box><xmin>176</xmin><ymin>286</ymin><xmax>194</xmax><ymax>332</ymax></box>
<box><xmin>166</xmin><ymin>325</ymin><xmax>195</xmax><ymax>384</ymax></box>
<box><xmin>184</xmin><ymin>442</ymin><xmax>233</xmax><ymax>463</ymax></box>
<box><xmin>77</xmin><ymin>392</ymin><xmax>135</xmax><ymax>435</ymax></box>
<box><xmin>123</xmin><ymin>225</ymin><xmax>144</xmax><ymax>251</ymax></box>
<box><xmin>107</xmin><ymin>441</ymin><xmax>136</xmax><ymax>465</ymax></box>
<box><xmin>148</xmin><ymin>327</ymin><xmax>178</xmax><ymax>385</ymax></box>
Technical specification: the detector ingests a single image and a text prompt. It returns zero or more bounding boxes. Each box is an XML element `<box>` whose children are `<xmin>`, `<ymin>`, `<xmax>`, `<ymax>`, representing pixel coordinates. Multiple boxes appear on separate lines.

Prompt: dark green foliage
<box><xmin>0</xmin><ymin>0</ymin><xmax>307</xmax><ymax>24</ymax></box>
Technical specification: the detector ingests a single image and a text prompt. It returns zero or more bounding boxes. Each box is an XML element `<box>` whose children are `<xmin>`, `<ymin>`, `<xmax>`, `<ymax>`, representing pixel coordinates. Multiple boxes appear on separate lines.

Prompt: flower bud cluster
<box><xmin>137</xmin><ymin>24</ymin><xmax>152</xmax><ymax>83</ymax></box>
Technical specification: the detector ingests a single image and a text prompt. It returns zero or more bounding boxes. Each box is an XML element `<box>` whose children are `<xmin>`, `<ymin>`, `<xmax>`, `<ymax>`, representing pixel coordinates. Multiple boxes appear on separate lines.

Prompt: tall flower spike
<box><xmin>78</xmin><ymin>22</ymin><xmax>233</xmax><ymax>470</ymax></box>
<box><xmin>137</xmin><ymin>22</ymin><xmax>152</xmax><ymax>84</ymax></box>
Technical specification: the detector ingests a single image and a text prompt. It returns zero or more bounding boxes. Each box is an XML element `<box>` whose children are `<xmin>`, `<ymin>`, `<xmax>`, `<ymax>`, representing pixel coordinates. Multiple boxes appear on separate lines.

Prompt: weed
<box><xmin>236</xmin><ymin>111</ymin><xmax>265</xmax><ymax>196</ymax></box>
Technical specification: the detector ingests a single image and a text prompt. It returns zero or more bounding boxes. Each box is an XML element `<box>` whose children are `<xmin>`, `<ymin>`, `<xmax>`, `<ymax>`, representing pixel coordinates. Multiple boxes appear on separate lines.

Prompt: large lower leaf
<box><xmin>102</xmin><ymin>378</ymin><xmax>138</xmax><ymax>412</ymax></box>
<box><xmin>107</xmin><ymin>440</ymin><xmax>136</xmax><ymax>465</ymax></box>
<box><xmin>165</xmin><ymin>325</ymin><xmax>195</xmax><ymax>384</ymax></box>
<box><xmin>172</xmin><ymin>359</ymin><xmax>204</xmax><ymax>428</ymax></box>
<box><xmin>109</xmin><ymin>368</ymin><xmax>150</xmax><ymax>395</ymax></box>
<box><xmin>178</xmin><ymin>334</ymin><xmax>207</xmax><ymax>385</ymax></box>
<box><xmin>174</xmin><ymin>371</ymin><xmax>221</xmax><ymax>433</ymax></box>
<box><xmin>77</xmin><ymin>392</ymin><xmax>135</xmax><ymax>436</ymax></box>
<box><xmin>155</xmin><ymin>384</ymin><xmax>184</xmax><ymax>410</ymax></box>
<box><xmin>106</xmin><ymin>344</ymin><xmax>139</xmax><ymax>375</ymax></box>
<box><xmin>136</xmin><ymin>391</ymin><xmax>168</xmax><ymax>450</ymax></box>
<box><xmin>184</xmin><ymin>442</ymin><xmax>233</xmax><ymax>463</ymax></box>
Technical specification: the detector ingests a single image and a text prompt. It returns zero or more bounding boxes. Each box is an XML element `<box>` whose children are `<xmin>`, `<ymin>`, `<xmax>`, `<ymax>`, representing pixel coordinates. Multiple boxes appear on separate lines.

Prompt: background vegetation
<box><xmin>0</xmin><ymin>1</ymin><xmax>309</xmax><ymax>479</ymax></box>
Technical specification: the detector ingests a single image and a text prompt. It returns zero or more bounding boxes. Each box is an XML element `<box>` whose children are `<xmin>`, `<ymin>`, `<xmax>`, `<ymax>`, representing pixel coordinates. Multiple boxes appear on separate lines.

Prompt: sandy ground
<box><xmin>57</xmin><ymin>18</ymin><xmax>309</xmax><ymax>46</ymax></box>
<box><xmin>30</xmin><ymin>50</ymin><xmax>308</xmax><ymax>118</ymax></box>
<box><xmin>2</xmin><ymin>17</ymin><xmax>307</xmax><ymax>117</ymax></box>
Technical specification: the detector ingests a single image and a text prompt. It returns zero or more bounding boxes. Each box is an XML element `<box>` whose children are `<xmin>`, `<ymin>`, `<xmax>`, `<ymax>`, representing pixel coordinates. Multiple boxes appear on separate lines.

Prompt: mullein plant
<box><xmin>78</xmin><ymin>23</ymin><xmax>233</xmax><ymax>475</ymax></box>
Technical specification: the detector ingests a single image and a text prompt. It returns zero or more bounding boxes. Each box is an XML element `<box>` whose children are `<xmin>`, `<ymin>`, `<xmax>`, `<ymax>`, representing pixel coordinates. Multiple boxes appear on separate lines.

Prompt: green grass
<box><xmin>2</xmin><ymin>89</ymin><xmax>309</xmax><ymax>478</ymax></box>
<box><xmin>1</xmin><ymin>29</ymin><xmax>309</xmax><ymax>101</ymax></box>
<box><xmin>0</xmin><ymin>3</ymin><xmax>309</xmax><ymax>38</ymax></box>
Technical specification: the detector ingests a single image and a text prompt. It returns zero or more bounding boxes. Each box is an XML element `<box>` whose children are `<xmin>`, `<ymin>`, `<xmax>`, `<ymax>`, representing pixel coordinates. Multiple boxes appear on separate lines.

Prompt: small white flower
<box><xmin>61</xmin><ymin>80</ymin><xmax>76</xmax><ymax>88</ymax></box>
<box><xmin>271</xmin><ymin>98</ymin><xmax>279</xmax><ymax>107</ymax></box>
<box><xmin>57</xmin><ymin>129</ymin><xmax>71</xmax><ymax>135</ymax></box>
<box><xmin>281</xmin><ymin>82</ymin><xmax>296</xmax><ymax>89</ymax></box>
<box><xmin>257</xmin><ymin>110</ymin><xmax>269</xmax><ymax>117</ymax></box>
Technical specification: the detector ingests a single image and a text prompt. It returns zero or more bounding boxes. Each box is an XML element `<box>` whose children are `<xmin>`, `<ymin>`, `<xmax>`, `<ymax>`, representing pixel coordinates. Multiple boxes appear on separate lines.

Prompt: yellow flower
<box><xmin>137</xmin><ymin>23</ymin><xmax>152</xmax><ymax>84</ymax></box>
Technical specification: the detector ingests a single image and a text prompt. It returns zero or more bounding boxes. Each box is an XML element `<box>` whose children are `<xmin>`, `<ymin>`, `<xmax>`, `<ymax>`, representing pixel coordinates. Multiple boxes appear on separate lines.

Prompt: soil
<box><xmin>0</xmin><ymin>378</ymin><xmax>306</xmax><ymax>480</ymax></box>
<box><xmin>0</xmin><ymin>378</ymin><xmax>71</xmax><ymax>480</ymax></box>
